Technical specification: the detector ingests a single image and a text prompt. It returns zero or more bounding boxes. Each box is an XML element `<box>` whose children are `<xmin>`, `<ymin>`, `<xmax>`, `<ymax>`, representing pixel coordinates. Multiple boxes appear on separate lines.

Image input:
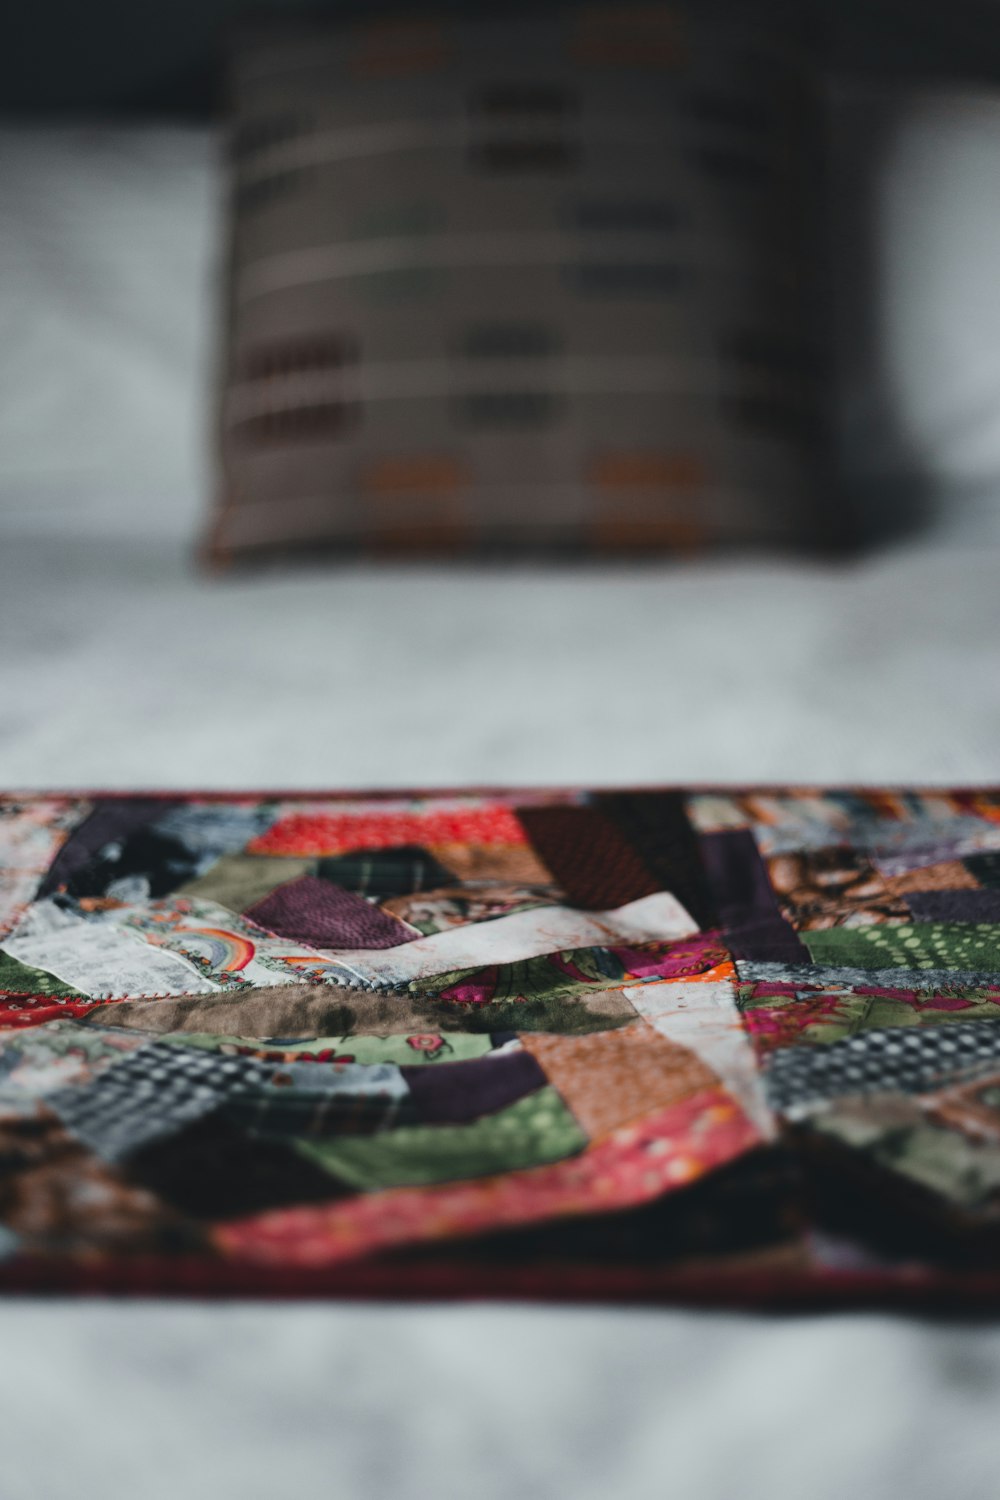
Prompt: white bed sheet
<box><xmin>2</xmin><ymin>123</ymin><xmax>1000</xmax><ymax>1500</ymax></box>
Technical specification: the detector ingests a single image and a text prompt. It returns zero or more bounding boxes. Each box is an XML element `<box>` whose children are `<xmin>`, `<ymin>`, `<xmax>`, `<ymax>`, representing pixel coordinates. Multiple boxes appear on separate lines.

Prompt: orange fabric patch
<box><xmin>431</xmin><ymin>842</ymin><xmax>554</xmax><ymax>887</ymax></box>
<box><xmin>883</xmin><ymin>860</ymin><xmax>980</xmax><ymax>897</ymax></box>
<box><xmin>522</xmin><ymin>1020</ymin><xmax>717</xmax><ymax>1139</ymax></box>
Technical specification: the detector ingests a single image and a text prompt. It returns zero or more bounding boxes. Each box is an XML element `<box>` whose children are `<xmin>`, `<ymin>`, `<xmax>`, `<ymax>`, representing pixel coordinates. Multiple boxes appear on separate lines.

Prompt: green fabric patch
<box><xmin>294</xmin><ymin>1085</ymin><xmax>587</xmax><ymax>1190</ymax></box>
<box><xmin>738</xmin><ymin>983</ymin><xmax>1000</xmax><ymax>1046</ymax></box>
<box><xmin>161</xmin><ymin>1031</ymin><xmax>498</xmax><ymax>1065</ymax></box>
<box><xmin>178</xmin><ymin>855</ymin><xmax>315</xmax><ymax>913</ymax></box>
<box><xmin>0</xmin><ymin>948</ymin><xmax>86</xmax><ymax>998</ymax></box>
<box><xmin>809</xmin><ymin>1100</ymin><xmax>1000</xmax><ymax>1211</ymax></box>
<box><xmin>802</xmin><ymin>923</ymin><xmax>1000</xmax><ymax>973</ymax></box>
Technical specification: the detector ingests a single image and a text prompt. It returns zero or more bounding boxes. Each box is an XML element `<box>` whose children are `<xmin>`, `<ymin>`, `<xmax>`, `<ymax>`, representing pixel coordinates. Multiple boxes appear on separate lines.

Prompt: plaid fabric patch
<box><xmin>224</xmin><ymin>1087</ymin><xmax>415</xmax><ymax>1140</ymax></box>
<box><xmin>48</xmin><ymin>1045</ymin><xmax>269</xmax><ymax>1162</ymax></box>
<box><xmin>222</xmin><ymin>1059</ymin><xmax>413</xmax><ymax>1139</ymax></box>
<box><xmin>316</xmin><ymin>846</ymin><xmax>455</xmax><ymax>899</ymax></box>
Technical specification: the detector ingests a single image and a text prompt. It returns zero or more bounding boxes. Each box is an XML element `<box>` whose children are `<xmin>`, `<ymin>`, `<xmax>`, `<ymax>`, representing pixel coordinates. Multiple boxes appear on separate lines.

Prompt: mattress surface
<box><xmin>3</xmin><ymin>122</ymin><xmax>1000</xmax><ymax>1500</ymax></box>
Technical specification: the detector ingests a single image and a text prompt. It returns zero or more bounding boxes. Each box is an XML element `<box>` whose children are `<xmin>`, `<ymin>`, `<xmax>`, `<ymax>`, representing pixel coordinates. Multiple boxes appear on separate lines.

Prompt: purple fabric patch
<box><xmin>905</xmin><ymin>890</ymin><xmax>1000</xmax><ymax>925</ymax></box>
<box><xmin>246</xmin><ymin>876</ymin><xmax>416</xmax><ymax>949</ymax></box>
<box><xmin>401</xmin><ymin>1048</ymin><xmax>547</xmax><ymax>1124</ymax></box>
<box><xmin>38</xmin><ymin>798</ymin><xmax>183</xmax><ymax>898</ymax></box>
<box><xmin>699</xmin><ymin>829</ymin><xmax>810</xmax><ymax>964</ymax></box>
<box><xmin>874</xmin><ymin>840</ymin><xmax>995</xmax><ymax>878</ymax></box>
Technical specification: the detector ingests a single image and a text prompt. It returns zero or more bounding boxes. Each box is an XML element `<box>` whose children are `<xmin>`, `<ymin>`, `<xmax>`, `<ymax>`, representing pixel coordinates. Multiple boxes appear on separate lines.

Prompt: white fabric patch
<box><xmin>2</xmin><ymin>904</ymin><xmax>217</xmax><ymax>1000</ymax></box>
<box><xmin>624</xmin><ymin>978</ymin><xmax>775</xmax><ymax>1140</ymax></box>
<box><xmin>317</xmin><ymin>891</ymin><xmax>698</xmax><ymax>987</ymax></box>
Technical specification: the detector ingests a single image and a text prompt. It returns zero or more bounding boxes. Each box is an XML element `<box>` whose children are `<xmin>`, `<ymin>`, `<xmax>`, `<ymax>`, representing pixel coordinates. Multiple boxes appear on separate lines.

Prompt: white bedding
<box><xmin>1</xmin><ymin>121</ymin><xmax>1000</xmax><ymax>1500</ymax></box>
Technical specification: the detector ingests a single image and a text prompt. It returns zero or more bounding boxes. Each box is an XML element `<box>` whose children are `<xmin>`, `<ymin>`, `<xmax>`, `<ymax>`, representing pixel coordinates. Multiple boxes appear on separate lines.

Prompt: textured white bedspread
<box><xmin>2</xmin><ymin>123</ymin><xmax>1000</xmax><ymax>1500</ymax></box>
<box><xmin>2</xmin><ymin>535</ymin><xmax>1000</xmax><ymax>1500</ymax></box>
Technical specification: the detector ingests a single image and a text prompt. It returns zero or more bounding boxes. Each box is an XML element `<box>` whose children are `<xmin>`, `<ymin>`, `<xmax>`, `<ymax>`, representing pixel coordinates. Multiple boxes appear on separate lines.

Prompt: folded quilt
<box><xmin>3</xmin><ymin>787</ymin><xmax>1000</xmax><ymax>1305</ymax></box>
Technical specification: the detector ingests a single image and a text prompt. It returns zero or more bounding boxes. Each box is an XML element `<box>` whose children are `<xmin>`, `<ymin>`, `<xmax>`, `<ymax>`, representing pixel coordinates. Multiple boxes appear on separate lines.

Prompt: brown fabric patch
<box><xmin>882</xmin><ymin>860</ymin><xmax>981</xmax><ymax>898</ymax></box>
<box><xmin>522</xmin><ymin>1020</ymin><xmax>717</xmax><ymax>1140</ymax></box>
<box><xmin>516</xmin><ymin>804</ymin><xmax>659</xmax><ymax>910</ymax></box>
<box><xmin>86</xmin><ymin>983</ymin><xmax>639</xmax><ymax>1040</ymax></box>
<box><xmin>432</xmin><ymin>842</ymin><xmax>554</xmax><ymax>886</ymax></box>
<box><xmin>766</xmin><ymin>847</ymin><xmax>909</xmax><ymax>929</ymax></box>
<box><xmin>0</xmin><ymin>1109</ymin><xmax>196</xmax><ymax>1255</ymax></box>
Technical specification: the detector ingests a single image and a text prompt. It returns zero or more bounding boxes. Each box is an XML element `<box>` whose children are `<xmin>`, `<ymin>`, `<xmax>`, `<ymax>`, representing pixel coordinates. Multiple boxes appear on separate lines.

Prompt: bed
<box><xmin>1</xmin><ymin>105</ymin><xmax>1000</xmax><ymax>1500</ymax></box>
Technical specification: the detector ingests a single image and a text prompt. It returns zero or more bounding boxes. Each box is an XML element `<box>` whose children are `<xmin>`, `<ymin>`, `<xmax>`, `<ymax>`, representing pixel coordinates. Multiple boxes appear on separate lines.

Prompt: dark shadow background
<box><xmin>6</xmin><ymin>0</ymin><xmax>1000</xmax><ymax>116</ymax></box>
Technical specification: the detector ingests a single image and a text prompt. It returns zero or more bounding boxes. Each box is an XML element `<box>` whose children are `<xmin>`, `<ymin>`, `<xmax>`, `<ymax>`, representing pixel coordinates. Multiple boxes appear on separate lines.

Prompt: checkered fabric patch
<box><xmin>764</xmin><ymin>1022</ymin><xmax>1000</xmax><ymax>1115</ymax></box>
<box><xmin>48</xmin><ymin>1044</ymin><xmax>269</xmax><ymax>1162</ymax></box>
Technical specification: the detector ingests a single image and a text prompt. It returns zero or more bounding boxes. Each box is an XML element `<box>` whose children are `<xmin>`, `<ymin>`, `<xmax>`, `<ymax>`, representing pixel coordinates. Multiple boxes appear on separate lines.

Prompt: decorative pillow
<box><xmin>5</xmin><ymin>786</ymin><xmax>1000</xmax><ymax>1303</ymax></box>
<box><xmin>210</xmin><ymin>6</ymin><xmax>829</xmax><ymax>560</ymax></box>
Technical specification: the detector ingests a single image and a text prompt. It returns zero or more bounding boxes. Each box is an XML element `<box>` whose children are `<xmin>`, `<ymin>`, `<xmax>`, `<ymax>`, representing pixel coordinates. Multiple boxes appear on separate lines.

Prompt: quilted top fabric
<box><xmin>4</xmin><ymin>787</ymin><xmax>1000</xmax><ymax>1303</ymax></box>
<box><xmin>212</xmin><ymin>7</ymin><xmax>828</xmax><ymax>560</ymax></box>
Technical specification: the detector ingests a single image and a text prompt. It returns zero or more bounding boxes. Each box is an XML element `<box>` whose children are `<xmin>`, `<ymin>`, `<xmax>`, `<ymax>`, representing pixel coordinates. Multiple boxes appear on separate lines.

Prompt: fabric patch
<box><xmin>0</xmin><ymin>799</ymin><xmax>90</xmax><ymax>940</ymax></box>
<box><xmin>737</xmin><ymin>959</ymin><xmax>1000</xmax><ymax>991</ymax></box>
<box><xmin>317</xmin><ymin>846</ymin><xmax>456</xmax><ymax>898</ymax></box>
<box><xmin>765</xmin><ymin>847</ymin><xmax>908</xmax><ymax>929</ymax></box>
<box><xmin>310</xmin><ymin>892</ymin><xmax>697</xmax><ymax>989</ymax></box>
<box><xmin>802</xmin><ymin>922</ymin><xmax>1000</xmax><ymax>973</ymax></box>
<box><xmin>803</xmin><ymin>1095</ymin><xmax>1000</xmax><ymax>1212</ymax></box>
<box><xmin>0</xmin><ymin>949</ymin><xmax>86</xmax><ymax>999</ymax></box>
<box><xmin>427</xmin><ymin>842</ymin><xmax>554</xmax><ymax>886</ymax></box>
<box><xmin>881</xmin><ymin>860</ymin><xmax>981</xmax><ymax>898</ymax></box>
<box><xmin>37</xmin><ymin>798</ymin><xmax>177</xmax><ymax>899</ymax></box>
<box><xmin>126</xmin><ymin>1115</ymin><xmax>352</xmax><ymax>1220</ymax></box>
<box><xmin>905</xmin><ymin>891</ymin><xmax>1000</xmax><ymax>926</ymax></box>
<box><xmin>166</xmin><ymin>1030</ymin><xmax>500</xmax><ymax>1067</ymax></box>
<box><xmin>110</xmin><ymin>896</ymin><xmax>326</xmax><ymax>990</ymax></box>
<box><xmin>515</xmin><ymin>804</ymin><xmax>658</xmax><ymax>910</ymax></box>
<box><xmin>0</xmin><ymin>1021</ymin><xmax>148</xmax><ymax>1108</ymax></box>
<box><xmin>382</xmin><ymin>883</ymin><xmax>562</xmax><ymax>936</ymax></box>
<box><xmin>700</xmin><ymin>829</ymin><xmax>810</xmax><ymax>963</ymax></box>
<box><xmin>596</xmin><ymin>791</ymin><xmax>717</xmax><ymax>930</ymax></box>
<box><xmin>2</xmin><ymin>905</ymin><xmax>217</xmax><ymax>1000</ymax></box>
<box><xmin>421</xmin><ymin>934</ymin><xmax>726</xmax><ymax>1006</ymax></box>
<box><xmin>82</xmin><ymin>982</ymin><xmax>641</xmax><ymax>1040</ymax></box>
<box><xmin>214</xmin><ymin>1087</ymin><xmax>757</xmax><ymax>1268</ymax></box>
<box><xmin>248</xmin><ymin>801</ymin><xmax>528</xmax><ymax>856</ymax></box>
<box><xmin>293</xmin><ymin>1085</ymin><xmax>586</xmax><ymax>1190</ymax></box>
<box><xmin>738</xmin><ymin>979</ymin><xmax>1000</xmax><ymax>1052</ymax></box>
<box><xmin>625</xmin><ymin>976</ymin><xmax>775</xmax><ymax>1138</ymax></box>
<box><xmin>179</xmin><ymin>855</ymin><xmax>316</xmax><ymax>912</ymax></box>
<box><xmin>0</xmin><ymin>1110</ymin><xmax>194</xmax><ymax>1257</ymax></box>
<box><xmin>522</xmin><ymin>1021</ymin><xmax>717</xmax><ymax>1138</ymax></box>
<box><xmin>966</xmin><ymin>853</ymin><xmax>1000</xmax><ymax>889</ymax></box>
<box><xmin>223</xmin><ymin>1060</ymin><xmax>412</xmax><ymax>1139</ymax></box>
<box><xmin>246</xmin><ymin>875</ymin><xmax>418</xmax><ymax>949</ymax></box>
<box><xmin>763</xmin><ymin>1021</ymin><xmax>1000</xmax><ymax>1116</ymax></box>
<box><xmin>48</xmin><ymin>1044</ymin><xmax>267</xmax><ymax>1161</ymax></box>
<box><xmin>400</xmin><ymin>1048</ymin><xmax>548</xmax><ymax>1125</ymax></box>
<box><xmin>54</xmin><ymin>802</ymin><xmax>277</xmax><ymax>905</ymax></box>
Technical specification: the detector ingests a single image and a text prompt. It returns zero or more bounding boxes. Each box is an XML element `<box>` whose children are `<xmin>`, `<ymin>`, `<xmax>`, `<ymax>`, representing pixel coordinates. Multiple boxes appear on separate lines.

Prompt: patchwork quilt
<box><xmin>3</xmin><ymin>788</ymin><xmax>1000</xmax><ymax>1303</ymax></box>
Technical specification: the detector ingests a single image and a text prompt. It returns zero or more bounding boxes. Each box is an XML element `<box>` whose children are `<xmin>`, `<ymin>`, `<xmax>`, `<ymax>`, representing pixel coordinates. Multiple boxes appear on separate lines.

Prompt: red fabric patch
<box><xmin>249</xmin><ymin>804</ymin><xmax>528</xmax><ymax>856</ymax></box>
